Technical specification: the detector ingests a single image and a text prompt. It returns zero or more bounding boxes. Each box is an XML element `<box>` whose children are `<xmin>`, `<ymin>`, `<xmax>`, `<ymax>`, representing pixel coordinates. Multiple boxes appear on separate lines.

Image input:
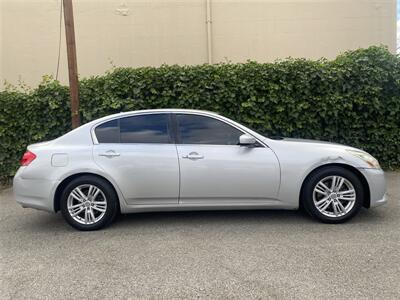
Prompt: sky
<box><xmin>397</xmin><ymin>0</ymin><xmax>400</xmax><ymax>52</ymax></box>
<box><xmin>398</xmin><ymin>0</ymin><xmax>400</xmax><ymax>20</ymax></box>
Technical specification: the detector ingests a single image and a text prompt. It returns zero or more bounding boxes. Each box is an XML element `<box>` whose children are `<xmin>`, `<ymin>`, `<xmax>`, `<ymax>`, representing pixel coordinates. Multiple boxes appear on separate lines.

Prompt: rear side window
<box><xmin>120</xmin><ymin>114</ymin><xmax>171</xmax><ymax>143</ymax></box>
<box><xmin>95</xmin><ymin>114</ymin><xmax>171</xmax><ymax>144</ymax></box>
<box><xmin>176</xmin><ymin>114</ymin><xmax>243</xmax><ymax>145</ymax></box>
<box><xmin>95</xmin><ymin>119</ymin><xmax>119</xmax><ymax>143</ymax></box>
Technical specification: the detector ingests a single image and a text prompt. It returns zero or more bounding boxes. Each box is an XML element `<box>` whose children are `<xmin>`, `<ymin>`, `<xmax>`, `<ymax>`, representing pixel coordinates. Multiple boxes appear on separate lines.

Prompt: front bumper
<box><xmin>13</xmin><ymin>168</ymin><xmax>58</xmax><ymax>213</ymax></box>
<box><xmin>359</xmin><ymin>168</ymin><xmax>387</xmax><ymax>208</ymax></box>
<box><xmin>371</xmin><ymin>192</ymin><xmax>388</xmax><ymax>208</ymax></box>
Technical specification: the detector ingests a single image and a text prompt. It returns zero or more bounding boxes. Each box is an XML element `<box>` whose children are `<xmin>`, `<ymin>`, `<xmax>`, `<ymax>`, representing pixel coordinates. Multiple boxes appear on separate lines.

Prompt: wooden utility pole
<box><xmin>63</xmin><ymin>0</ymin><xmax>80</xmax><ymax>128</ymax></box>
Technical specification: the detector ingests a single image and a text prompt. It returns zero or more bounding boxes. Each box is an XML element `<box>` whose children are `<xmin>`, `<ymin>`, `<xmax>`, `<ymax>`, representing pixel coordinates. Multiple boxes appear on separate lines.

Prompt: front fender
<box><xmin>276</xmin><ymin>153</ymin><xmax>366</xmax><ymax>208</ymax></box>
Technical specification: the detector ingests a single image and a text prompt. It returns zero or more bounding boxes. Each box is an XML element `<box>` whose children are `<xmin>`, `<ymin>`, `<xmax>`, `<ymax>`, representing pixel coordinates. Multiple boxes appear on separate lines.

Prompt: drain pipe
<box><xmin>206</xmin><ymin>0</ymin><xmax>213</xmax><ymax>64</ymax></box>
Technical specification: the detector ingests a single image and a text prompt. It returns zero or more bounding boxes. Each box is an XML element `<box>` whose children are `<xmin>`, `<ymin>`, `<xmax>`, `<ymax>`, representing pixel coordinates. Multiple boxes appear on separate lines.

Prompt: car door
<box><xmin>174</xmin><ymin>113</ymin><xmax>280</xmax><ymax>205</ymax></box>
<box><xmin>92</xmin><ymin>113</ymin><xmax>179</xmax><ymax>205</ymax></box>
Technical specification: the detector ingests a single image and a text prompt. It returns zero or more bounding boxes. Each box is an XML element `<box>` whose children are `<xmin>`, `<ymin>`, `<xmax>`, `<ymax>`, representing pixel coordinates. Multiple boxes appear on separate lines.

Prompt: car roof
<box><xmin>111</xmin><ymin>108</ymin><xmax>219</xmax><ymax>117</ymax></box>
<box><xmin>90</xmin><ymin>109</ymin><xmax>220</xmax><ymax>124</ymax></box>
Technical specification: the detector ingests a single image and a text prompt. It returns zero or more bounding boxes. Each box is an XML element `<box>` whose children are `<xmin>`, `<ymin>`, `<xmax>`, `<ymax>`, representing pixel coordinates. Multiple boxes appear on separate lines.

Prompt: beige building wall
<box><xmin>0</xmin><ymin>0</ymin><xmax>397</xmax><ymax>89</ymax></box>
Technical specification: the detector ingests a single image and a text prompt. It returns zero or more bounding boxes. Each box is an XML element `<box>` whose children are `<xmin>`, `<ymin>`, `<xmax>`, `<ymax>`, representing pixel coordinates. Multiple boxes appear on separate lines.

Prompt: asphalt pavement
<box><xmin>1</xmin><ymin>172</ymin><xmax>399</xmax><ymax>299</ymax></box>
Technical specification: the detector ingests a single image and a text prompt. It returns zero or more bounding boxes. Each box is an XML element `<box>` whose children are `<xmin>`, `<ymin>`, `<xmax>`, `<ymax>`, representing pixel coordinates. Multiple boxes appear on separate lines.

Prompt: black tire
<box><xmin>301</xmin><ymin>166</ymin><xmax>364</xmax><ymax>223</ymax></box>
<box><xmin>60</xmin><ymin>175</ymin><xmax>118</xmax><ymax>231</ymax></box>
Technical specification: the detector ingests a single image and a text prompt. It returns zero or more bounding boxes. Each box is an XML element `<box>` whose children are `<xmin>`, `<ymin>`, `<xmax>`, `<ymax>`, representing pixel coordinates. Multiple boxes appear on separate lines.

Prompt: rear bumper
<box><xmin>359</xmin><ymin>168</ymin><xmax>387</xmax><ymax>208</ymax></box>
<box><xmin>13</xmin><ymin>168</ymin><xmax>58</xmax><ymax>213</ymax></box>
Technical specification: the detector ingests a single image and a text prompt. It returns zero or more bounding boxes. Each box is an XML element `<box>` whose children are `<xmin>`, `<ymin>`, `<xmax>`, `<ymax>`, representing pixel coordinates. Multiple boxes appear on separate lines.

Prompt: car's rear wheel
<box><xmin>301</xmin><ymin>166</ymin><xmax>364</xmax><ymax>223</ymax></box>
<box><xmin>60</xmin><ymin>175</ymin><xmax>118</xmax><ymax>230</ymax></box>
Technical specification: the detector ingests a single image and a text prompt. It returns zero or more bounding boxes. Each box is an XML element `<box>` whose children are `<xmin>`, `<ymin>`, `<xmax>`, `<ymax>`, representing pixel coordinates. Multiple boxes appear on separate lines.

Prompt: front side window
<box><xmin>95</xmin><ymin>114</ymin><xmax>171</xmax><ymax>144</ymax></box>
<box><xmin>176</xmin><ymin>114</ymin><xmax>243</xmax><ymax>145</ymax></box>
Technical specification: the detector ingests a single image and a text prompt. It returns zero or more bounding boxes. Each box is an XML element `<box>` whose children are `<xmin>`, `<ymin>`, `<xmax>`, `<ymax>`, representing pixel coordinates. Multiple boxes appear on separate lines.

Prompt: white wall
<box><xmin>0</xmin><ymin>0</ymin><xmax>397</xmax><ymax>88</ymax></box>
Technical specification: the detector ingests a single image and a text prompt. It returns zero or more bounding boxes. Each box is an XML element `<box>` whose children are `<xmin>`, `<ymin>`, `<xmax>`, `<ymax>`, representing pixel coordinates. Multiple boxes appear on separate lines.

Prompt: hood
<box><xmin>263</xmin><ymin>136</ymin><xmax>361</xmax><ymax>151</ymax></box>
<box><xmin>279</xmin><ymin>137</ymin><xmax>345</xmax><ymax>146</ymax></box>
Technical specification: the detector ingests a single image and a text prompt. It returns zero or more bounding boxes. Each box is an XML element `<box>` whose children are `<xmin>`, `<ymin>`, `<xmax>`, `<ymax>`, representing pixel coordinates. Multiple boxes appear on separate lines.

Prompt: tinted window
<box><xmin>120</xmin><ymin>114</ymin><xmax>171</xmax><ymax>143</ymax></box>
<box><xmin>177</xmin><ymin>114</ymin><xmax>243</xmax><ymax>145</ymax></box>
<box><xmin>95</xmin><ymin>119</ymin><xmax>119</xmax><ymax>143</ymax></box>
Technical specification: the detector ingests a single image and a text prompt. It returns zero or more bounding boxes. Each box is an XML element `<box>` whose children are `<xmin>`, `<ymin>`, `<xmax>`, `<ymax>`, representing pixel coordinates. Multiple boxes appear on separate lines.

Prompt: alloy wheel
<box><xmin>67</xmin><ymin>184</ymin><xmax>107</xmax><ymax>225</ymax></box>
<box><xmin>312</xmin><ymin>175</ymin><xmax>356</xmax><ymax>218</ymax></box>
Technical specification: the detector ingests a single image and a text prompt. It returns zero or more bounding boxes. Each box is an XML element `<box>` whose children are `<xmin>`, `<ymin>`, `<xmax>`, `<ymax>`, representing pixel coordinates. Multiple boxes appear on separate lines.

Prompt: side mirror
<box><xmin>239</xmin><ymin>134</ymin><xmax>256</xmax><ymax>146</ymax></box>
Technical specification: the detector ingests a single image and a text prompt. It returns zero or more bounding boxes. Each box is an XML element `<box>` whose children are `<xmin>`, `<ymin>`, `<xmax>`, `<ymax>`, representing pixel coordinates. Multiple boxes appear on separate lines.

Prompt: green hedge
<box><xmin>1</xmin><ymin>46</ymin><xmax>399</xmax><ymax>180</ymax></box>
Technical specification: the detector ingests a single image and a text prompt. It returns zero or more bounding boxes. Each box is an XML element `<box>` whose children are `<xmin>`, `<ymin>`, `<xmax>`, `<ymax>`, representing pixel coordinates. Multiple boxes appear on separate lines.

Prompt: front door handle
<box><xmin>99</xmin><ymin>150</ymin><xmax>120</xmax><ymax>158</ymax></box>
<box><xmin>182</xmin><ymin>152</ymin><xmax>204</xmax><ymax>160</ymax></box>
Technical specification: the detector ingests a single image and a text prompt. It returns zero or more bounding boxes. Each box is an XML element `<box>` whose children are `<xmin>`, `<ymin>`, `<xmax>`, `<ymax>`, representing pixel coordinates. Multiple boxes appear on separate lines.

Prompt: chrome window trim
<box><xmin>91</xmin><ymin>110</ymin><xmax>267</xmax><ymax>148</ymax></box>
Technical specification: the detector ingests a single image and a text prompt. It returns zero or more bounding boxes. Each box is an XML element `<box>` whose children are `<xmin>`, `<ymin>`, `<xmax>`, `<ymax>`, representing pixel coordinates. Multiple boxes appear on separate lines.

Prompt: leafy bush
<box><xmin>1</xmin><ymin>46</ymin><xmax>399</xmax><ymax>180</ymax></box>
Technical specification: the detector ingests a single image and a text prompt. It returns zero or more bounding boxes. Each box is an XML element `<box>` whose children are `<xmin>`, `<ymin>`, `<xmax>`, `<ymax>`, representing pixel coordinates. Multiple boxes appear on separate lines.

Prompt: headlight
<box><xmin>346</xmin><ymin>149</ymin><xmax>380</xmax><ymax>168</ymax></box>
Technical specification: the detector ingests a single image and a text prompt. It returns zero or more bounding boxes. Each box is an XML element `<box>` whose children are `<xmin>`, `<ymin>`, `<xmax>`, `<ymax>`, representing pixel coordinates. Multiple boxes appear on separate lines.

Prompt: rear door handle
<box><xmin>99</xmin><ymin>150</ymin><xmax>120</xmax><ymax>158</ymax></box>
<box><xmin>182</xmin><ymin>152</ymin><xmax>204</xmax><ymax>160</ymax></box>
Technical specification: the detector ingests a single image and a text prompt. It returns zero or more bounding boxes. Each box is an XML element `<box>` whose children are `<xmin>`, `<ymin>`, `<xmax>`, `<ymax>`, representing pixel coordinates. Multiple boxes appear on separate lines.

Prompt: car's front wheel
<box><xmin>301</xmin><ymin>166</ymin><xmax>364</xmax><ymax>223</ymax></box>
<box><xmin>60</xmin><ymin>175</ymin><xmax>118</xmax><ymax>230</ymax></box>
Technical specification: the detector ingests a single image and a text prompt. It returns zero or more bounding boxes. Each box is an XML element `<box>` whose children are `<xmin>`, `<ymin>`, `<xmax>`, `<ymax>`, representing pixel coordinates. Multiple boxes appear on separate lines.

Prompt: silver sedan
<box><xmin>13</xmin><ymin>109</ymin><xmax>387</xmax><ymax>230</ymax></box>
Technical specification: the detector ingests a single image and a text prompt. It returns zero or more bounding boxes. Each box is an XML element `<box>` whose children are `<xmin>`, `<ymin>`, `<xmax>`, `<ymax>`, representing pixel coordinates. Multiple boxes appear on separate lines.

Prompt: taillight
<box><xmin>20</xmin><ymin>150</ymin><xmax>36</xmax><ymax>166</ymax></box>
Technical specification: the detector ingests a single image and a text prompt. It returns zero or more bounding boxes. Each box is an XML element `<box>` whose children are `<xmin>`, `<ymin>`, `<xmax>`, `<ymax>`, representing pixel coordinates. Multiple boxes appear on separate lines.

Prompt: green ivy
<box><xmin>1</xmin><ymin>46</ymin><xmax>399</xmax><ymax>180</ymax></box>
